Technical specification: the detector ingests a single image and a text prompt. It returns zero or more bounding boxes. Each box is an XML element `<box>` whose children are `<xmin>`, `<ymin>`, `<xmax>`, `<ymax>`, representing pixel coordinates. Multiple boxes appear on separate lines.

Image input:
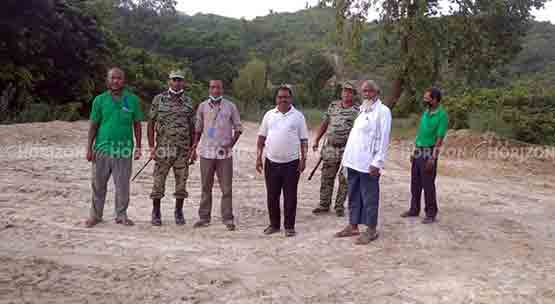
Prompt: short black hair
<box><xmin>273</xmin><ymin>85</ymin><xmax>293</xmax><ymax>101</ymax></box>
<box><xmin>426</xmin><ymin>87</ymin><xmax>442</xmax><ymax>103</ymax></box>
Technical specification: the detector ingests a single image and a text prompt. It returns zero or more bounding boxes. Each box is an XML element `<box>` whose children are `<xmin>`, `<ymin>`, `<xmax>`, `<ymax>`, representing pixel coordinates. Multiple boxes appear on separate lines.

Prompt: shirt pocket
<box><xmin>120</xmin><ymin>109</ymin><xmax>134</xmax><ymax>124</ymax></box>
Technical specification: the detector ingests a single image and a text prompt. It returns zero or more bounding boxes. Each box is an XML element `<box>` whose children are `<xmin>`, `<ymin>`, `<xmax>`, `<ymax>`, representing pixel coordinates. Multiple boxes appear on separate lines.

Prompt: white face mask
<box><xmin>209</xmin><ymin>95</ymin><xmax>223</xmax><ymax>102</ymax></box>
<box><xmin>169</xmin><ymin>88</ymin><xmax>184</xmax><ymax>95</ymax></box>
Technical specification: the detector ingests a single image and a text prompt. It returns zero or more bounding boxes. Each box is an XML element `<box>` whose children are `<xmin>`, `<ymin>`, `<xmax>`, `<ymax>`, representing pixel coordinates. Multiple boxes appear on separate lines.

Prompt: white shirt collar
<box><xmin>274</xmin><ymin>104</ymin><xmax>295</xmax><ymax>115</ymax></box>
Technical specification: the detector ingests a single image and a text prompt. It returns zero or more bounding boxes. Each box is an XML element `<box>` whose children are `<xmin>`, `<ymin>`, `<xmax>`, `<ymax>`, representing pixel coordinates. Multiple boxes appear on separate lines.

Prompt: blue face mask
<box><xmin>209</xmin><ymin>95</ymin><xmax>223</xmax><ymax>102</ymax></box>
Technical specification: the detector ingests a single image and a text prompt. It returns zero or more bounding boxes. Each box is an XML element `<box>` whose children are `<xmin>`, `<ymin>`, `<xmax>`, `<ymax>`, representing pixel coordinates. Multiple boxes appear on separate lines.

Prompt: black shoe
<box><xmin>284</xmin><ymin>229</ymin><xmax>296</xmax><ymax>237</ymax></box>
<box><xmin>335</xmin><ymin>209</ymin><xmax>345</xmax><ymax>217</ymax></box>
<box><xmin>175</xmin><ymin>210</ymin><xmax>185</xmax><ymax>225</ymax></box>
<box><xmin>263</xmin><ymin>225</ymin><xmax>280</xmax><ymax>235</ymax></box>
<box><xmin>400</xmin><ymin>211</ymin><xmax>419</xmax><ymax>218</ymax></box>
<box><xmin>152</xmin><ymin>199</ymin><xmax>162</xmax><ymax>226</ymax></box>
<box><xmin>422</xmin><ymin>217</ymin><xmax>436</xmax><ymax>224</ymax></box>
<box><xmin>175</xmin><ymin>199</ymin><xmax>185</xmax><ymax>225</ymax></box>
<box><xmin>312</xmin><ymin>206</ymin><xmax>330</xmax><ymax>214</ymax></box>
<box><xmin>226</xmin><ymin>223</ymin><xmax>236</xmax><ymax>231</ymax></box>
<box><xmin>193</xmin><ymin>220</ymin><xmax>210</xmax><ymax>228</ymax></box>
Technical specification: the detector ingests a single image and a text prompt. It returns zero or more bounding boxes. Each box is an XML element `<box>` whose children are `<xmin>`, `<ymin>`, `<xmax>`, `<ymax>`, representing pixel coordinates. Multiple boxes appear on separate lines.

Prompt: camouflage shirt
<box><xmin>324</xmin><ymin>100</ymin><xmax>360</xmax><ymax>147</ymax></box>
<box><xmin>149</xmin><ymin>91</ymin><xmax>195</xmax><ymax>149</ymax></box>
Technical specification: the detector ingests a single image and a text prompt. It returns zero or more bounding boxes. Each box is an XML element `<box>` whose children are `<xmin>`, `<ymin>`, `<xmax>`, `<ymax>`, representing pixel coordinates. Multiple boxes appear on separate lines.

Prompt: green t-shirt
<box><xmin>415</xmin><ymin>105</ymin><xmax>449</xmax><ymax>147</ymax></box>
<box><xmin>90</xmin><ymin>89</ymin><xmax>144</xmax><ymax>158</ymax></box>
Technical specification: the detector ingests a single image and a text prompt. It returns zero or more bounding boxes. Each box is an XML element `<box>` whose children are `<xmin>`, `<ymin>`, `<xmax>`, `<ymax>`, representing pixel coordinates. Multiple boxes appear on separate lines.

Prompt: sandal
<box><xmin>334</xmin><ymin>226</ymin><xmax>360</xmax><ymax>238</ymax></box>
<box><xmin>85</xmin><ymin>217</ymin><xmax>101</xmax><ymax>228</ymax></box>
<box><xmin>263</xmin><ymin>226</ymin><xmax>280</xmax><ymax>235</ymax></box>
<box><xmin>355</xmin><ymin>230</ymin><xmax>379</xmax><ymax>245</ymax></box>
<box><xmin>115</xmin><ymin>217</ymin><xmax>135</xmax><ymax>226</ymax></box>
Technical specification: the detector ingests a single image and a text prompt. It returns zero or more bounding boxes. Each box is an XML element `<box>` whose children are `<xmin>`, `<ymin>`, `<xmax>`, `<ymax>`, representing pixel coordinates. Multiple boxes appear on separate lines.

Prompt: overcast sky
<box><xmin>177</xmin><ymin>0</ymin><xmax>555</xmax><ymax>23</ymax></box>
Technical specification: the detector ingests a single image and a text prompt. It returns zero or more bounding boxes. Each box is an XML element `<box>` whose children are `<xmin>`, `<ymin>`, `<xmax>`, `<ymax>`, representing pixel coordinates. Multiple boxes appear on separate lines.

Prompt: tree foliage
<box><xmin>325</xmin><ymin>0</ymin><xmax>550</xmax><ymax>108</ymax></box>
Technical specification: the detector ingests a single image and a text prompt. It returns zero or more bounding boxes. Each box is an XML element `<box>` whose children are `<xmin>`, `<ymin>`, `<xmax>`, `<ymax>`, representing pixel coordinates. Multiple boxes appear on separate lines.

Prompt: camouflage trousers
<box><xmin>319</xmin><ymin>157</ymin><xmax>348</xmax><ymax>211</ymax></box>
<box><xmin>150</xmin><ymin>147</ymin><xmax>190</xmax><ymax>200</ymax></box>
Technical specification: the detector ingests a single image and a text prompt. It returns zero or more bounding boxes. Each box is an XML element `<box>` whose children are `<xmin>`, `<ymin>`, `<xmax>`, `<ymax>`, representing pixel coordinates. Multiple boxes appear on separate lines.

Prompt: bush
<box><xmin>443</xmin><ymin>86</ymin><xmax>555</xmax><ymax>145</ymax></box>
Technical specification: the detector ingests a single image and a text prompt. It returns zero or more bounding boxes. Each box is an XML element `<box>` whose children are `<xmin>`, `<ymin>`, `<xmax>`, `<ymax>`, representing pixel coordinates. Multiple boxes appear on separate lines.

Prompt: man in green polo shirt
<box><xmin>401</xmin><ymin>87</ymin><xmax>448</xmax><ymax>224</ymax></box>
<box><xmin>85</xmin><ymin>67</ymin><xmax>144</xmax><ymax>228</ymax></box>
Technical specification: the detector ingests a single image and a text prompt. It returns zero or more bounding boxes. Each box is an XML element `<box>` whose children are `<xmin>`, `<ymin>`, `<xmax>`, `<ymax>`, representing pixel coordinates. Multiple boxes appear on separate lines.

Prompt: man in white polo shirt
<box><xmin>334</xmin><ymin>80</ymin><xmax>392</xmax><ymax>245</ymax></box>
<box><xmin>256</xmin><ymin>85</ymin><xmax>309</xmax><ymax>237</ymax></box>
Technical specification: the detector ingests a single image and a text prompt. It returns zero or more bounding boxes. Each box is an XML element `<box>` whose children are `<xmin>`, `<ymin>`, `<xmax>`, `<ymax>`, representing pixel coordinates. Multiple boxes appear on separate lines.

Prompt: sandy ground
<box><xmin>0</xmin><ymin>120</ymin><xmax>554</xmax><ymax>304</ymax></box>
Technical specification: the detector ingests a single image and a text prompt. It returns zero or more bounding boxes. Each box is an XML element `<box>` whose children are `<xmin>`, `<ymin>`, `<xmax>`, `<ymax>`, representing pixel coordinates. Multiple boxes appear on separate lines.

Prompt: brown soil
<box><xmin>0</xmin><ymin>121</ymin><xmax>554</xmax><ymax>303</ymax></box>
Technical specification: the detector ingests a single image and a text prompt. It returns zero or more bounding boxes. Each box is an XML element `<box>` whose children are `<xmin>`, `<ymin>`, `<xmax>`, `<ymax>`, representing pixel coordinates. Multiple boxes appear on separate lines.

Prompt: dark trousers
<box><xmin>264</xmin><ymin>158</ymin><xmax>300</xmax><ymax>230</ymax></box>
<box><xmin>410</xmin><ymin>148</ymin><xmax>438</xmax><ymax>218</ymax></box>
<box><xmin>347</xmin><ymin>168</ymin><xmax>380</xmax><ymax>228</ymax></box>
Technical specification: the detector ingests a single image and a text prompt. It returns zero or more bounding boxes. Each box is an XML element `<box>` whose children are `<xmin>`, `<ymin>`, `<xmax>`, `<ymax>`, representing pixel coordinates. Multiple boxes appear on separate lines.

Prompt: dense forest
<box><xmin>1</xmin><ymin>0</ymin><xmax>555</xmax><ymax>144</ymax></box>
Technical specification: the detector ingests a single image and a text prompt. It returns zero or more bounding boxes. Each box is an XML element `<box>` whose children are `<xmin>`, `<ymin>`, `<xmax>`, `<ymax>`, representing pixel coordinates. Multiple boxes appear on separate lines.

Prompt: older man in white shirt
<box><xmin>334</xmin><ymin>80</ymin><xmax>392</xmax><ymax>244</ymax></box>
<box><xmin>256</xmin><ymin>85</ymin><xmax>309</xmax><ymax>237</ymax></box>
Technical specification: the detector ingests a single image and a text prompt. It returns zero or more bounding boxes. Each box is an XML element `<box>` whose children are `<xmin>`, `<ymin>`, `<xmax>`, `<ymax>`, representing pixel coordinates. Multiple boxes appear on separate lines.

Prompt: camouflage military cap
<box><xmin>169</xmin><ymin>70</ymin><xmax>185</xmax><ymax>79</ymax></box>
<box><xmin>342</xmin><ymin>82</ymin><xmax>356</xmax><ymax>91</ymax></box>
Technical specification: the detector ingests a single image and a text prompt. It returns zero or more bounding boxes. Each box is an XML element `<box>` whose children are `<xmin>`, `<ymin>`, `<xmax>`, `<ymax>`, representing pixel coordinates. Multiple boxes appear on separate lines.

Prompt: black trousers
<box><xmin>410</xmin><ymin>147</ymin><xmax>438</xmax><ymax>218</ymax></box>
<box><xmin>264</xmin><ymin>158</ymin><xmax>300</xmax><ymax>230</ymax></box>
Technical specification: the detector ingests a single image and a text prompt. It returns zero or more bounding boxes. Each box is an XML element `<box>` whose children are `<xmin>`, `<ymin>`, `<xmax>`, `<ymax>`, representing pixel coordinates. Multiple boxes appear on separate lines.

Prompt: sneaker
<box><xmin>400</xmin><ymin>211</ymin><xmax>419</xmax><ymax>218</ymax></box>
<box><xmin>263</xmin><ymin>225</ymin><xmax>280</xmax><ymax>235</ymax></box>
<box><xmin>312</xmin><ymin>206</ymin><xmax>330</xmax><ymax>214</ymax></box>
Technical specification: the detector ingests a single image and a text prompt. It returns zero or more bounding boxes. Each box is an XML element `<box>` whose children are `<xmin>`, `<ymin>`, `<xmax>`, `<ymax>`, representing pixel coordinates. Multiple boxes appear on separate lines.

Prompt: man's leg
<box><xmin>355</xmin><ymin>173</ymin><xmax>380</xmax><ymax>244</ymax></box>
<box><xmin>330</xmin><ymin>160</ymin><xmax>347</xmax><ymax>214</ymax></box>
<box><xmin>216</xmin><ymin>157</ymin><xmax>234</xmax><ymax>226</ymax></box>
<box><xmin>150</xmin><ymin>158</ymin><xmax>172</xmax><ymax>226</ymax></box>
<box><xmin>347</xmin><ymin>168</ymin><xmax>362</xmax><ymax>225</ymax></box>
<box><xmin>89</xmin><ymin>153</ymin><xmax>111</xmax><ymax>224</ymax></box>
<box><xmin>173</xmin><ymin>152</ymin><xmax>189</xmax><ymax>225</ymax></box>
<box><xmin>335</xmin><ymin>168</ymin><xmax>360</xmax><ymax>237</ymax></box>
<box><xmin>422</xmin><ymin>157</ymin><xmax>439</xmax><ymax>220</ymax></box>
<box><xmin>198</xmin><ymin>157</ymin><xmax>217</xmax><ymax>224</ymax></box>
<box><xmin>112</xmin><ymin>156</ymin><xmax>133</xmax><ymax>223</ymax></box>
<box><xmin>360</xmin><ymin>173</ymin><xmax>380</xmax><ymax>229</ymax></box>
<box><xmin>264</xmin><ymin>158</ymin><xmax>283</xmax><ymax>230</ymax></box>
<box><xmin>314</xmin><ymin>159</ymin><xmax>336</xmax><ymax>213</ymax></box>
<box><xmin>282</xmin><ymin>160</ymin><xmax>300</xmax><ymax>232</ymax></box>
<box><xmin>408</xmin><ymin>155</ymin><xmax>423</xmax><ymax>215</ymax></box>
<box><xmin>151</xmin><ymin>158</ymin><xmax>172</xmax><ymax>201</ymax></box>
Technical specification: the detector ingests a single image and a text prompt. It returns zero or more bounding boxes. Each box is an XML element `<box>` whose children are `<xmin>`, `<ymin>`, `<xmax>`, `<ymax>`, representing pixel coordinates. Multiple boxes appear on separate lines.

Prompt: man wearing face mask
<box><xmin>334</xmin><ymin>80</ymin><xmax>392</xmax><ymax>245</ymax></box>
<box><xmin>312</xmin><ymin>82</ymin><xmax>360</xmax><ymax>217</ymax></box>
<box><xmin>401</xmin><ymin>87</ymin><xmax>448</xmax><ymax>224</ymax></box>
<box><xmin>190</xmin><ymin>80</ymin><xmax>243</xmax><ymax>231</ymax></box>
<box><xmin>147</xmin><ymin>70</ymin><xmax>195</xmax><ymax>226</ymax></box>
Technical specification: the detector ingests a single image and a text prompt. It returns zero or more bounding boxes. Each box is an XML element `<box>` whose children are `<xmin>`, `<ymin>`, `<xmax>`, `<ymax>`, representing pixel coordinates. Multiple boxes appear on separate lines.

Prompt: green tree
<box><xmin>232</xmin><ymin>59</ymin><xmax>268</xmax><ymax>112</ymax></box>
<box><xmin>1</xmin><ymin>0</ymin><xmax>111</xmax><ymax>116</ymax></box>
<box><xmin>325</xmin><ymin>0</ymin><xmax>550</xmax><ymax>108</ymax></box>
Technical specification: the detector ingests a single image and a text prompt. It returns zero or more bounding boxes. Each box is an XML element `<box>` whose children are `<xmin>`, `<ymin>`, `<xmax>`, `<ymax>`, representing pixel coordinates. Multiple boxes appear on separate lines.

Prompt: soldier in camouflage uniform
<box><xmin>147</xmin><ymin>70</ymin><xmax>195</xmax><ymax>226</ymax></box>
<box><xmin>312</xmin><ymin>82</ymin><xmax>360</xmax><ymax>217</ymax></box>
